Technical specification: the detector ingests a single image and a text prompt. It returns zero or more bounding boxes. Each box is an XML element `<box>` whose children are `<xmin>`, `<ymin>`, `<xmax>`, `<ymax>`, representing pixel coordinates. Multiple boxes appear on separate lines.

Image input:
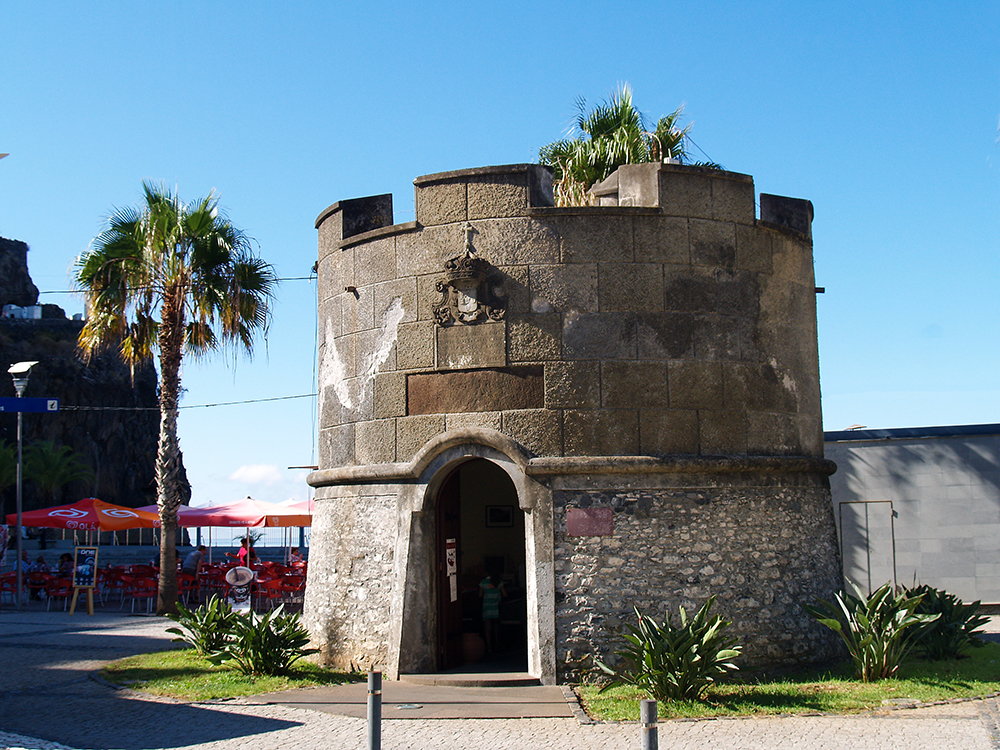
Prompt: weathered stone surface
<box><xmin>553</xmin><ymin>486</ymin><xmax>840</xmax><ymax>681</ymax></box>
<box><xmin>601</xmin><ymin>361</ymin><xmax>668</xmax><ymax>408</ymax></box>
<box><xmin>415</xmin><ymin>180</ymin><xmax>466</xmax><ymax>226</ymax></box>
<box><xmin>530</xmin><ymin>264</ymin><xmax>598</xmax><ymax>313</ymax></box>
<box><xmin>635</xmin><ymin>312</ymin><xmax>696</xmax><ymax>360</ymax></box>
<box><xmin>354</xmin><ymin>236</ymin><xmax>396</xmax><ymax>288</ymax></box>
<box><xmin>407</xmin><ymin>366</ymin><xmax>544</xmax><ymax>415</ymax></box>
<box><xmin>373</xmin><ymin>372</ymin><xmax>406</xmax><ymax>419</ymax></box>
<box><xmin>598</xmin><ymin>263</ymin><xmax>663</xmax><ymax>312</ymax></box>
<box><xmin>436</xmin><ymin>321</ymin><xmax>506</xmax><ymax>369</ymax></box>
<box><xmin>373</xmin><ymin>277</ymin><xmax>418</xmax><ymax>325</ymax></box>
<box><xmin>563</xmin><ymin>408</ymin><xmax>639</xmax><ymax>456</ymax></box>
<box><xmin>544</xmin><ymin>361</ymin><xmax>601</xmax><ymax>409</ymax></box>
<box><xmin>736</xmin><ymin>224</ymin><xmax>772</xmax><ymax>273</ymax></box>
<box><xmin>473</xmin><ymin>217</ymin><xmax>561</xmax><ymax>266</ymax></box>
<box><xmin>760</xmin><ymin>193</ymin><xmax>814</xmax><ymax>239</ymax></box>
<box><xmin>710</xmin><ymin>174</ymin><xmax>756</xmax><ymax>224</ymax></box>
<box><xmin>496</xmin><ymin>264</ymin><xmax>530</xmax><ymax>315</ymax></box>
<box><xmin>501</xmin><ymin>408</ymin><xmax>562</xmax><ymax>456</ymax></box>
<box><xmin>320</xmin><ymin>423</ymin><xmax>356</xmax><ymax>467</ymax></box>
<box><xmin>658</xmin><ymin>168</ymin><xmax>713</xmax><ymax>220</ymax></box>
<box><xmin>639</xmin><ymin>408</ymin><xmax>700</xmax><ymax>455</ymax></box>
<box><xmin>396</xmin><ymin>414</ymin><xmax>446</xmax><ymax>460</ymax></box>
<box><xmin>560</xmin><ymin>214</ymin><xmax>633</xmax><ymax>264</ymax></box>
<box><xmin>563</xmin><ymin>312</ymin><xmax>637</xmax><ymax>360</ymax></box>
<box><xmin>355</xmin><ymin>419</ymin><xmax>396</xmax><ymax>465</ymax></box>
<box><xmin>341</xmin><ymin>288</ymin><xmax>374</xmax><ymax>335</ymax></box>
<box><xmin>700</xmin><ymin>409</ymin><xmax>749</xmax><ymax>454</ymax></box>
<box><xmin>396</xmin><ymin>321</ymin><xmax>435</xmax><ymax>370</ymax></box>
<box><xmin>446</xmin><ymin>410</ymin><xmax>502</xmax><ymax>432</ymax></box>
<box><xmin>468</xmin><ymin>173</ymin><xmax>529</xmax><ymax>219</ymax></box>
<box><xmin>508</xmin><ymin>313</ymin><xmax>561</xmax><ymax>362</ymax></box>
<box><xmin>634</xmin><ymin>216</ymin><xmax>689</xmax><ymax>264</ymax></box>
<box><xmin>669</xmin><ymin>360</ymin><xmax>724</xmax><ymax>409</ymax></box>
<box><xmin>689</xmin><ymin>219</ymin><xmax>736</xmax><ymax>269</ymax></box>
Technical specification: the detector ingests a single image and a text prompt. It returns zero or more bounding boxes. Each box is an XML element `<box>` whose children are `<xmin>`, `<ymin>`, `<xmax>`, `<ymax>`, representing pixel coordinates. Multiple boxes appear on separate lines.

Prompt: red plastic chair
<box><xmin>256</xmin><ymin>578</ymin><xmax>284</xmax><ymax>611</ymax></box>
<box><xmin>123</xmin><ymin>577</ymin><xmax>157</xmax><ymax>614</ymax></box>
<box><xmin>0</xmin><ymin>574</ymin><xmax>17</xmax><ymax>607</ymax></box>
<box><xmin>44</xmin><ymin>578</ymin><xmax>73</xmax><ymax>611</ymax></box>
<box><xmin>26</xmin><ymin>571</ymin><xmax>52</xmax><ymax>601</ymax></box>
<box><xmin>177</xmin><ymin>573</ymin><xmax>199</xmax><ymax>606</ymax></box>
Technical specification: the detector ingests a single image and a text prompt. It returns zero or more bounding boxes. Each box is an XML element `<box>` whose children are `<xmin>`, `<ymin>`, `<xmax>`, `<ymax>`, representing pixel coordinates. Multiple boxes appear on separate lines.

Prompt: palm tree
<box><xmin>74</xmin><ymin>182</ymin><xmax>276</xmax><ymax>614</ymax></box>
<box><xmin>24</xmin><ymin>439</ymin><xmax>96</xmax><ymax>507</ymax></box>
<box><xmin>539</xmin><ymin>83</ymin><xmax>719</xmax><ymax>206</ymax></box>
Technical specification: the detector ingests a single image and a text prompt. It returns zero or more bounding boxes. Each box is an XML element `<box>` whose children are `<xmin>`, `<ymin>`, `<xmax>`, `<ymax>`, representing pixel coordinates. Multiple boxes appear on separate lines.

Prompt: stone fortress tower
<box><xmin>305</xmin><ymin>162</ymin><xmax>840</xmax><ymax>683</ymax></box>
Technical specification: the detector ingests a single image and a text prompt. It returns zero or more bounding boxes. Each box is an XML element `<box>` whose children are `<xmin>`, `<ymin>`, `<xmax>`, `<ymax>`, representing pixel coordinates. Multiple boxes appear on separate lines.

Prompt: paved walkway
<box><xmin>1</xmin><ymin>605</ymin><xmax>999</xmax><ymax>750</ymax></box>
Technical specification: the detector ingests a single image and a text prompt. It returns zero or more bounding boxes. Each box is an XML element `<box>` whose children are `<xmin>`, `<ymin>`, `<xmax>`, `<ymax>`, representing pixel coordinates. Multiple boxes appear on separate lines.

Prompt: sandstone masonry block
<box><xmin>436</xmin><ymin>321</ymin><xmax>506</xmax><ymax>369</ymax></box>
<box><xmin>474</xmin><ymin>218</ymin><xmax>561</xmax><ymax>266</ymax></box>
<box><xmin>700</xmin><ymin>409</ymin><xmax>749</xmax><ymax>454</ymax></box>
<box><xmin>710</xmin><ymin>174</ymin><xmax>756</xmax><ymax>224</ymax></box>
<box><xmin>635</xmin><ymin>312</ymin><xmax>696</xmax><ymax>360</ymax></box>
<box><xmin>396</xmin><ymin>321</ymin><xmax>435</xmax><ymax>370</ymax></box>
<box><xmin>544</xmin><ymin>361</ymin><xmax>601</xmax><ymax>409</ymax></box>
<box><xmin>602</xmin><ymin>361</ymin><xmax>668</xmax><ymax>408</ymax></box>
<box><xmin>640</xmin><ymin>408</ymin><xmax>699</xmax><ymax>454</ymax></box>
<box><xmin>561</xmin><ymin>214</ymin><xmax>633</xmax><ymax>264</ymax></box>
<box><xmin>599</xmin><ymin>263</ymin><xmax>664</xmax><ymax>312</ymax></box>
<box><xmin>658</xmin><ymin>169</ymin><xmax>712</xmax><ymax>220</ymax></box>
<box><xmin>354</xmin><ymin>237</ymin><xmax>396</xmax><ymax>287</ymax></box>
<box><xmin>689</xmin><ymin>219</ymin><xmax>736</xmax><ymax>269</ymax></box>
<box><xmin>669</xmin><ymin>360</ymin><xmax>724</xmax><ymax>409</ymax></box>
<box><xmin>634</xmin><ymin>215</ymin><xmax>689</xmax><ymax>264</ymax></box>
<box><xmin>502</xmin><ymin>408</ymin><xmax>562</xmax><ymax>456</ymax></box>
<box><xmin>564</xmin><ymin>408</ymin><xmax>639</xmax><ymax>456</ymax></box>
<box><xmin>355</xmin><ymin>419</ymin><xmax>397</xmax><ymax>465</ymax></box>
<box><xmin>530</xmin><ymin>263</ymin><xmax>598</xmax><ymax>313</ymax></box>
<box><xmin>374</xmin><ymin>277</ymin><xmax>418</xmax><ymax>325</ymax></box>
<box><xmin>508</xmin><ymin>313</ymin><xmax>562</xmax><ymax>362</ymax></box>
<box><xmin>446</xmin><ymin>411</ymin><xmax>503</xmax><ymax>432</ymax></box>
<box><xmin>373</xmin><ymin>372</ymin><xmax>406</xmax><ymax>419</ymax></box>
<box><xmin>563</xmin><ymin>312</ymin><xmax>637</xmax><ymax>360</ymax></box>
<box><xmin>468</xmin><ymin>173</ymin><xmax>529</xmax><ymax>219</ymax></box>
<box><xmin>415</xmin><ymin>180</ymin><xmax>466</xmax><ymax>226</ymax></box>
<box><xmin>497</xmin><ymin>264</ymin><xmax>530</xmax><ymax>314</ymax></box>
<box><xmin>396</xmin><ymin>414</ymin><xmax>446</xmax><ymax>461</ymax></box>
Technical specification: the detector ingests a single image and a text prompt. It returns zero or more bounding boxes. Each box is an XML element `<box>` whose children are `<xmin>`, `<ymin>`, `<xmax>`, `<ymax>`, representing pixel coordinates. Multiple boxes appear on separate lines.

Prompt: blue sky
<box><xmin>1</xmin><ymin>1</ymin><xmax>998</xmax><ymax>507</ymax></box>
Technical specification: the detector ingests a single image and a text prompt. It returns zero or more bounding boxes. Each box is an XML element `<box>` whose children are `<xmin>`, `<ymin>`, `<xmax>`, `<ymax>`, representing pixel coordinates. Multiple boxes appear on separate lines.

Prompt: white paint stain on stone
<box><xmin>321</xmin><ymin>318</ymin><xmax>353</xmax><ymax>411</ymax></box>
<box><xmin>367</xmin><ymin>298</ymin><xmax>405</xmax><ymax>381</ymax></box>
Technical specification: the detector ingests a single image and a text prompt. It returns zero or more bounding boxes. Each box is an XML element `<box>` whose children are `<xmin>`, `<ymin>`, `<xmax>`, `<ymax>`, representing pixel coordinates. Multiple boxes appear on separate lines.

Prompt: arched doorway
<box><xmin>436</xmin><ymin>458</ymin><xmax>527</xmax><ymax>672</ymax></box>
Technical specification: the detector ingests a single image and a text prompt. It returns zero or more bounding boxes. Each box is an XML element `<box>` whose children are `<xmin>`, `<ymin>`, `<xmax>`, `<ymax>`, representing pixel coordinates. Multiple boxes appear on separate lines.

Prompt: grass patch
<box><xmin>578</xmin><ymin>641</ymin><xmax>1000</xmax><ymax>721</ymax></box>
<box><xmin>100</xmin><ymin>647</ymin><xmax>359</xmax><ymax>701</ymax></box>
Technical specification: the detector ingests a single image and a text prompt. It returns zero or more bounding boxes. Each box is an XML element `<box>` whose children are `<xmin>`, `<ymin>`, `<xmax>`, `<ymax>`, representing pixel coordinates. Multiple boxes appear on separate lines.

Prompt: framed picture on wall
<box><xmin>485</xmin><ymin>505</ymin><xmax>514</xmax><ymax>527</ymax></box>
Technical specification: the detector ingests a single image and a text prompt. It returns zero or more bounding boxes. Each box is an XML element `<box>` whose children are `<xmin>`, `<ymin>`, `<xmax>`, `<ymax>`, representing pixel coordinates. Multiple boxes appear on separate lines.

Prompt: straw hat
<box><xmin>225</xmin><ymin>566</ymin><xmax>254</xmax><ymax>586</ymax></box>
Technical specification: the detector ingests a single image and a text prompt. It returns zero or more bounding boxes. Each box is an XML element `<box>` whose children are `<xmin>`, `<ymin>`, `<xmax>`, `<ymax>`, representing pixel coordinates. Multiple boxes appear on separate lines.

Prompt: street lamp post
<box><xmin>8</xmin><ymin>361</ymin><xmax>37</xmax><ymax>611</ymax></box>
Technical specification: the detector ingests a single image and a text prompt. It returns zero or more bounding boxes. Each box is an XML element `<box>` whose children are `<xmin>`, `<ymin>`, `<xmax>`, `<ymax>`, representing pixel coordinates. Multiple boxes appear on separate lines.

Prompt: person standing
<box><xmin>479</xmin><ymin>569</ymin><xmax>506</xmax><ymax>654</ymax></box>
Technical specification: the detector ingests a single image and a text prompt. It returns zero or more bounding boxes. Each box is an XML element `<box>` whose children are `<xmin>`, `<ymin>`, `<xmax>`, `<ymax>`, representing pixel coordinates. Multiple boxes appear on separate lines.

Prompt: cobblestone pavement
<box><xmin>1</xmin><ymin>607</ymin><xmax>999</xmax><ymax>750</ymax></box>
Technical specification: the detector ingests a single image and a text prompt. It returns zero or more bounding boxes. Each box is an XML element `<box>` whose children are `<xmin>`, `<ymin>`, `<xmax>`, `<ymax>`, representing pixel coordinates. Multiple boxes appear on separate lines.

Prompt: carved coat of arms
<box><xmin>433</xmin><ymin>223</ymin><xmax>506</xmax><ymax>326</ymax></box>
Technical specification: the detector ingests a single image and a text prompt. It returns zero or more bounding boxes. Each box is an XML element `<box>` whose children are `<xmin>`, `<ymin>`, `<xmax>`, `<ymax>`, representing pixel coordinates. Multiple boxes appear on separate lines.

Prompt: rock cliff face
<box><xmin>0</xmin><ymin>236</ymin><xmax>163</xmax><ymax>516</ymax></box>
<box><xmin>0</xmin><ymin>237</ymin><xmax>39</xmax><ymax>308</ymax></box>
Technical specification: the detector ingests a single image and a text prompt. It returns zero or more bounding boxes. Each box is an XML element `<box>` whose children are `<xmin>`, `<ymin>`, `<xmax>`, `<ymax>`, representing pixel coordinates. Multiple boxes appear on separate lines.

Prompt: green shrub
<box><xmin>804</xmin><ymin>581</ymin><xmax>939</xmax><ymax>682</ymax></box>
<box><xmin>206</xmin><ymin>605</ymin><xmax>318</xmax><ymax>677</ymax></box>
<box><xmin>165</xmin><ymin>595</ymin><xmax>237</xmax><ymax>656</ymax></box>
<box><xmin>596</xmin><ymin>596</ymin><xmax>741</xmax><ymax>702</ymax></box>
<box><xmin>904</xmin><ymin>584</ymin><xmax>989</xmax><ymax>660</ymax></box>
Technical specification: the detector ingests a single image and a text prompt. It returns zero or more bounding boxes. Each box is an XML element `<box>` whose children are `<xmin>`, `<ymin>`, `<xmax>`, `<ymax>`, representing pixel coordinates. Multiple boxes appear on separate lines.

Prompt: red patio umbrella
<box><xmin>8</xmin><ymin>497</ymin><xmax>161</xmax><ymax>532</ymax></box>
<box><xmin>156</xmin><ymin>496</ymin><xmax>313</xmax><ymax>528</ymax></box>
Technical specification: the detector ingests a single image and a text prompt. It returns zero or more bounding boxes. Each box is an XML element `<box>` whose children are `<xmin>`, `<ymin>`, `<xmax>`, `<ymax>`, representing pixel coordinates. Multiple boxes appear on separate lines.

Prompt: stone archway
<box><xmin>384</xmin><ymin>436</ymin><xmax>556</xmax><ymax>684</ymax></box>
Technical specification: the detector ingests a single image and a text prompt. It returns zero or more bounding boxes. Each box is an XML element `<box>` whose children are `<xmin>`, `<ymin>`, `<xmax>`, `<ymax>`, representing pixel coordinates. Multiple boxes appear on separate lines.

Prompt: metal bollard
<box><xmin>640</xmin><ymin>699</ymin><xmax>658</xmax><ymax>750</ymax></box>
<box><xmin>368</xmin><ymin>671</ymin><xmax>382</xmax><ymax>750</ymax></box>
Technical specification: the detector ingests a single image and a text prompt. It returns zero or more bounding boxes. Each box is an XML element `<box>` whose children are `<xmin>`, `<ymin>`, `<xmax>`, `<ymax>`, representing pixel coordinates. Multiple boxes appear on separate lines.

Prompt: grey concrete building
<box><xmin>305</xmin><ymin>162</ymin><xmax>840</xmax><ymax>684</ymax></box>
<box><xmin>826</xmin><ymin>423</ymin><xmax>1000</xmax><ymax>603</ymax></box>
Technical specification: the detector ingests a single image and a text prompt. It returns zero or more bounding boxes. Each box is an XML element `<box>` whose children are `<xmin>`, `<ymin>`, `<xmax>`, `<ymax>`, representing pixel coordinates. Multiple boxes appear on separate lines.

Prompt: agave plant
<box><xmin>165</xmin><ymin>595</ymin><xmax>237</xmax><ymax>656</ymax></box>
<box><xmin>206</xmin><ymin>605</ymin><xmax>318</xmax><ymax>677</ymax></box>
<box><xmin>904</xmin><ymin>584</ymin><xmax>989</xmax><ymax>661</ymax></box>
<box><xmin>804</xmin><ymin>581</ymin><xmax>939</xmax><ymax>682</ymax></box>
<box><xmin>596</xmin><ymin>596</ymin><xmax>741</xmax><ymax>702</ymax></box>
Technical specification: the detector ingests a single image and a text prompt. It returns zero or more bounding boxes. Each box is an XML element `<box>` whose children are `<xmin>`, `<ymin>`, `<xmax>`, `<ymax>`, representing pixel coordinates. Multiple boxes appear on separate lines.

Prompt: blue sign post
<box><xmin>0</xmin><ymin>397</ymin><xmax>59</xmax><ymax>413</ymax></box>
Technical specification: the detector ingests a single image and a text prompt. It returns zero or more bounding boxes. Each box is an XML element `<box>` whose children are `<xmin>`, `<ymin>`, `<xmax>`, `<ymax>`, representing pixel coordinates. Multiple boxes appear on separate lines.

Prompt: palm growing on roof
<box><xmin>539</xmin><ymin>83</ymin><xmax>715</xmax><ymax>206</ymax></box>
<box><xmin>74</xmin><ymin>182</ymin><xmax>276</xmax><ymax>614</ymax></box>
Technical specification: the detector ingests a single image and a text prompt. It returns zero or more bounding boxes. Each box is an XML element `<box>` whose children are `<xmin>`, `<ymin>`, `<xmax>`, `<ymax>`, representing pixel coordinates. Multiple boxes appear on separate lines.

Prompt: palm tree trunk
<box><xmin>156</xmin><ymin>291</ymin><xmax>185</xmax><ymax>615</ymax></box>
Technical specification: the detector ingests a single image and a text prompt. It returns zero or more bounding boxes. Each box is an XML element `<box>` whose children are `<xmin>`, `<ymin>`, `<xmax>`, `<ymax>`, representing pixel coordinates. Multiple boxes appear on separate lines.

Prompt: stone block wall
<box><xmin>314</xmin><ymin>163</ymin><xmax>822</xmax><ymax>474</ymax></box>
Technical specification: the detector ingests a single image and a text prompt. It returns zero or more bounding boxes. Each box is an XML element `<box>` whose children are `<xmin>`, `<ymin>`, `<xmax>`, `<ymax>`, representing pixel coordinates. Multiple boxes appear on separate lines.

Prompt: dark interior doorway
<box><xmin>436</xmin><ymin>458</ymin><xmax>527</xmax><ymax>672</ymax></box>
